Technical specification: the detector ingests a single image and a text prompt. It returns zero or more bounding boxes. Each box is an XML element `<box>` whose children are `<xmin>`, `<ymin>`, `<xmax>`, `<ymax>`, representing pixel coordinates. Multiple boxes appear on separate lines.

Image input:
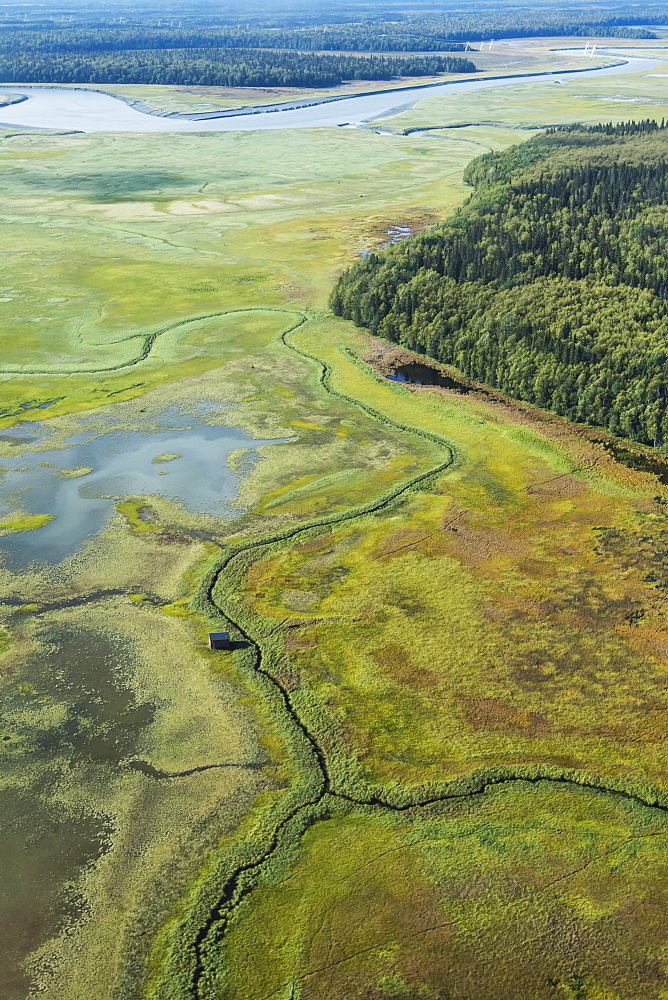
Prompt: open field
<box><xmin>220</xmin><ymin>787</ymin><xmax>668</xmax><ymax>1000</ymax></box>
<box><xmin>4</xmin><ymin>46</ymin><xmax>668</xmax><ymax>1000</ymax></box>
<box><xmin>385</xmin><ymin>50</ymin><xmax>668</xmax><ymax>131</ymax></box>
<box><xmin>0</xmin><ymin>123</ymin><xmax>509</xmax><ymax>419</ymax></box>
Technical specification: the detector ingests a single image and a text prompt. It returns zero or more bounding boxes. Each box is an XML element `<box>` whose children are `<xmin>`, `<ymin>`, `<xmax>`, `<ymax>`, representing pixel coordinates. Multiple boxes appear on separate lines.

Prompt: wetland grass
<box><xmin>220</xmin><ymin>784</ymin><xmax>668</xmax><ymax>1000</ymax></box>
<box><xmin>0</xmin><ymin>513</ymin><xmax>54</xmax><ymax>533</ymax></box>
<box><xmin>5</xmin><ymin>52</ymin><xmax>668</xmax><ymax>999</ymax></box>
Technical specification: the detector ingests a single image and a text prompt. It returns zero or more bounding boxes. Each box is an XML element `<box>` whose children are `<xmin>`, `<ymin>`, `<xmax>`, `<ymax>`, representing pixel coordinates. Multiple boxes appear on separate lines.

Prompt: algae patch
<box><xmin>59</xmin><ymin>466</ymin><xmax>93</xmax><ymax>479</ymax></box>
<box><xmin>115</xmin><ymin>500</ymin><xmax>158</xmax><ymax>533</ymax></box>
<box><xmin>0</xmin><ymin>513</ymin><xmax>54</xmax><ymax>534</ymax></box>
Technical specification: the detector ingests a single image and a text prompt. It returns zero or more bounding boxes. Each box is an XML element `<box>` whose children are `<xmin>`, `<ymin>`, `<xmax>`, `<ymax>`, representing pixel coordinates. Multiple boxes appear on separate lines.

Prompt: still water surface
<box><xmin>388</xmin><ymin>362</ymin><xmax>471</xmax><ymax>391</ymax></box>
<box><xmin>0</xmin><ymin>405</ymin><xmax>287</xmax><ymax>568</ymax></box>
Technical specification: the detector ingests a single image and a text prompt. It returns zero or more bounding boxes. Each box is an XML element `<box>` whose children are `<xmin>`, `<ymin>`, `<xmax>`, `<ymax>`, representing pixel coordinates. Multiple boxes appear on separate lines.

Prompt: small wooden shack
<box><xmin>208</xmin><ymin>631</ymin><xmax>231</xmax><ymax>650</ymax></box>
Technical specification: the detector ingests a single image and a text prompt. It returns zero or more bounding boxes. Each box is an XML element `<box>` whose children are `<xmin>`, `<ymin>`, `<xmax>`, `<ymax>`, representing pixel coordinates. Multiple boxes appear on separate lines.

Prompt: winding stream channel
<box><xmin>5</xmin><ymin>309</ymin><xmax>668</xmax><ymax>995</ymax></box>
<box><xmin>0</xmin><ymin>49</ymin><xmax>661</xmax><ymax>132</ymax></box>
<box><xmin>3</xmin><ymin>50</ymin><xmax>668</xmax><ymax>991</ymax></box>
<box><xmin>173</xmin><ymin>318</ymin><xmax>668</xmax><ymax>999</ymax></box>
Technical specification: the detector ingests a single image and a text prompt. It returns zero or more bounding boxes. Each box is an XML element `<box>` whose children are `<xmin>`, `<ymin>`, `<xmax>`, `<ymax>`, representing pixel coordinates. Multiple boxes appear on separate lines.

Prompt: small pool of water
<box><xmin>0</xmin><ymin>405</ymin><xmax>289</xmax><ymax>569</ymax></box>
<box><xmin>387</xmin><ymin>363</ymin><xmax>470</xmax><ymax>392</ymax></box>
<box><xmin>603</xmin><ymin>439</ymin><xmax>668</xmax><ymax>485</ymax></box>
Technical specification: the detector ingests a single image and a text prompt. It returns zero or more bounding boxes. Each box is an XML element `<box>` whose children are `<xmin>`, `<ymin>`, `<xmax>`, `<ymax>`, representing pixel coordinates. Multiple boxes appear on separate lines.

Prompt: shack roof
<box><xmin>209</xmin><ymin>631</ymin><xmax>231</xmax><ymax>640</ymax></box>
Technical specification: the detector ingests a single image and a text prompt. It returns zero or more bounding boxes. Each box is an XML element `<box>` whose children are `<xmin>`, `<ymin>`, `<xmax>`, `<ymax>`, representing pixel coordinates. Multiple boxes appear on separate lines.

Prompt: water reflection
<box><xmin>387</xmin><ymin>363</ymin><xmax>470</xmax><ymax>392</ymax></box>
<box><xmin>0</xmin><ymin>406</ymin><xmax>288</xmax><ymax>569</ymax></box>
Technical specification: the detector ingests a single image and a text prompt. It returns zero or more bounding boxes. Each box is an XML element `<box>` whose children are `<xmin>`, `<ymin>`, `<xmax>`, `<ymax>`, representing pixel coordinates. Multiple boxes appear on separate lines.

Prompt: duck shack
<box><xmin>208</xmin><ymin>631</ymin><xmax>231</xmax><ymax>650</ymax></box>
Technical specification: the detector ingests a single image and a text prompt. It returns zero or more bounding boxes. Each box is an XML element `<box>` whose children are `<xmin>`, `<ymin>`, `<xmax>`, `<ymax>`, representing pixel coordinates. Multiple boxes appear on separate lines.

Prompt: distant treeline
<box><xmin>380</xmin><ymin>13</ymin><xmax>657</xmax><ymax>42</ymax></box>
<box><xmin>0</xmin><ymin>49</ymin><xmax>475</xmax><ymax>87</ymax></box>
<box><xmin>0</xmin><ymin>0</ymin><xmax>666</xmax><ymax>32</ymax></box>
<box><xmin>0</xmin><ymin>16</ymin><xmax>655</xmax><ymax>59</ymax></box>
<box><xmin>0</xmin><ymin>26</ymin><xmax>470</xmax><ymax>53</ymax></box>
<box><xmin>331</xmin><ymin>120</ymin><xmax>668</xmax><ymax>447</ymax></box>
<box><xmin>0</xmin><ymin>4</ymin><xmax>657</xmax><ymax>89</ymax></box>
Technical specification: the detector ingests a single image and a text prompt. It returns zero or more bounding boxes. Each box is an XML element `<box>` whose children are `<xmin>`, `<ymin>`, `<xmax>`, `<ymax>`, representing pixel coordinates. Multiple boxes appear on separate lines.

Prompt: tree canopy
<box><xmin>0</xmin><ymin>37</ymin><xmax>474</xmax><ymax>87</ymax></box>
<box><xmin>331</xmin><ymin>120</ymin><xmax>668</xmax><ymax>447</ymax></box>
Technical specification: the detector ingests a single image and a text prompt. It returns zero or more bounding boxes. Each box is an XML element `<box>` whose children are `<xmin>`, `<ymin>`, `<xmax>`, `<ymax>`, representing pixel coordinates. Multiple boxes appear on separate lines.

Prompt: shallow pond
<box><xmin>0</xmin><ymin>405</ymin><xmax>288</xmax><ymax>569</ymax></box>
<box><xmin>387</xmin><ymin>363</ymin><xmax>470</xmax><ymax>392</ymax></box>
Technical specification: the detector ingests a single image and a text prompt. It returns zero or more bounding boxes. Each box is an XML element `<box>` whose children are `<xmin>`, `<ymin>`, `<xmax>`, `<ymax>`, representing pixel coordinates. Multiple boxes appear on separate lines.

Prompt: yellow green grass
<box><xmin>213</xmin><ymin>316</ymin><xmax>668</xmax><ymax>799</ymax></box>
<box><xmin>144</xmin><ymin>310</ymin><xmax>668</xmax><ymax>999</ymax></box>
<box><xmin>384</xmin><ymin>53</ymin><xmax>668</xmax><ymax>132</ymax></box>
<box><xmin>0</xmin><ymin>124</ymin><xmax>496</xmax><ymax>425</ymax></box>
<box><xmin>115</xmin><ymin>499</ymin><xmax>159</xmax><ymax>532</ymax></box>
<box><xmin>58</xmin><ymin>465</ymin><xmax>93</xmax><ymax>478</ymax></box>
<box><xmin>0</xmin><ymin>512</ymin><xmax>54</xmax><ymax>533</ymax></box>
<box><xmin>221</xmin><ymin>785</ymin><xmax>668</xmax><ymax>1000</ymax></box>
<box><xmin>4</xmin><ymin>50</ymin><xmax>668</xmax><ymax>1000</ymax></box>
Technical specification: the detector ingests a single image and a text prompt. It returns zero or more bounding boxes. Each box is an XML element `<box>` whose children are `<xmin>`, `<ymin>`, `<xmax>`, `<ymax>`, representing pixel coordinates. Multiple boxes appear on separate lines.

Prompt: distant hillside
<box><xmin>331</xmin><ymin>120</ymin><xmax>668</xmax><ymax>447</ymax></box>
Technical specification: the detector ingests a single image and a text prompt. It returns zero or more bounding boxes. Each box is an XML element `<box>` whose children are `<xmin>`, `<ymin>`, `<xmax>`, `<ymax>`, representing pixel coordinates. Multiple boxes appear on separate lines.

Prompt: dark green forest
<box><xmin>0</xmin><ymin>47</ymin><xmax>473</xmax><ymax>86</ymax></box>
<box><xmin>0</xmin><ymin>13</ymin><xmax>658</xmax><ymax>43</ymax></box>
<box><xmin>330</xmin><ymin>120</ymin><xmax>668</xmax><ymax>446</ymax></box>
<box><xmin>0</xmin><ymin>20</ymin><xmax>652</xmax><ymax>55</ymax></box>
<box><xmin>0</xmin><ymin>5</ymin><xmax>655</xmax><ymax>87</ymax></box>
<box><xmin>0</xmin><ymin>25</ymin><xmax>469</xmax><ymax>53</ymax></box>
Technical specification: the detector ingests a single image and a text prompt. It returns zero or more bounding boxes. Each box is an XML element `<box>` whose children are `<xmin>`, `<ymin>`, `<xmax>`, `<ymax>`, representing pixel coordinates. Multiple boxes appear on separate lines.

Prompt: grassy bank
<box><xmin>3</xmin><ymin>50</ymin><xmax>668</xmax><ymax>999</ymax></box>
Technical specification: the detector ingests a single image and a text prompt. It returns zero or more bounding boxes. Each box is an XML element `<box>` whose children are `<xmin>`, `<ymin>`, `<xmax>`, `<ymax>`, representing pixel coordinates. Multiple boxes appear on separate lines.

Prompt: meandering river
<box><xmin>0</xmin><ymin>50</ymin><xmax>661</xmax><ymax>133</ymax></box>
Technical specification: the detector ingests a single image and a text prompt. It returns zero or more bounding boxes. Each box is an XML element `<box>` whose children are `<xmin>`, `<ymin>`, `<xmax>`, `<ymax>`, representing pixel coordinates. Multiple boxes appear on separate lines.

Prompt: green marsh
<box><xmin>3</xmin><ymin>48</ymin><xmax>668</xmax><ymax>999</ymax></box>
